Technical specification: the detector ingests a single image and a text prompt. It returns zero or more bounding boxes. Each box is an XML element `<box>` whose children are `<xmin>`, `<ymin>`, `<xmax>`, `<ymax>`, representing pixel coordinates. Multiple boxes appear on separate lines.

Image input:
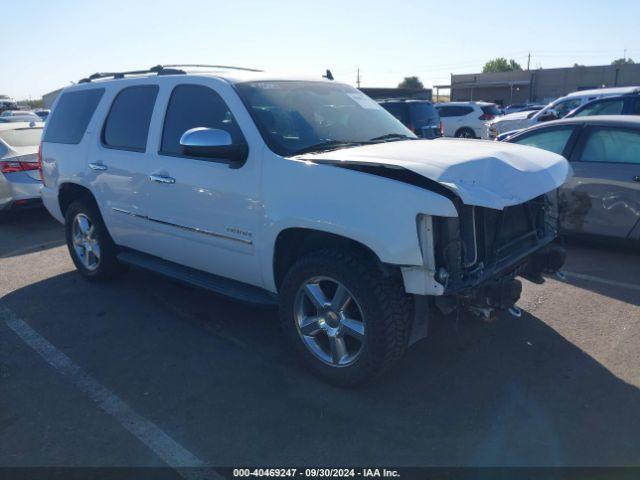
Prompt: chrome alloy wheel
<box><xmin>294</xmin><ymin>276</ymin><xmax>366</xmax><ymax>367</ymax></box>
<box><xmin>72</xmin><ymin>213</ymin><xmax>101</xmax><ymax>271</ymax></box>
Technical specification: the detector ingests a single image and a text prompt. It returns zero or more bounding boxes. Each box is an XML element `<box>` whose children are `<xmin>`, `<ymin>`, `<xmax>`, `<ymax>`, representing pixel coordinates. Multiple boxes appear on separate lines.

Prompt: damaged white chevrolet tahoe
<box><xmin>40</xmin><ymin>65</ymin><xmax>570</xmax><ymax>385</ymax></box>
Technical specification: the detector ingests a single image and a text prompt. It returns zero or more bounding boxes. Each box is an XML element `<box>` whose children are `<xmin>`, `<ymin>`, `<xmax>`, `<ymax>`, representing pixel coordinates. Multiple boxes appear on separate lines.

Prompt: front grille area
<box><xmin>434</xmin><ymin>195</ymin><xmax>556</xmax><ymax>292</ymax></box>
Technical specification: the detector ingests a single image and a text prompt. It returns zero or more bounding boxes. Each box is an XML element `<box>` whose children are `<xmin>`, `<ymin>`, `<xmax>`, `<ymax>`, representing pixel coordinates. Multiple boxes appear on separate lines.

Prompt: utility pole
<box><xmin>624</xmin><ymin>48</ymin><xmax>627</xmax><ymax>62</ymax></box>
<box><xmin>356</xmin><ymin>68</ymin><xmax>361</xmax><ymax>88</ymax></box>
<box><xmin>527</xmin><ymin>52</ymin><xmax>531</xmax><ymax>71</ymax></box>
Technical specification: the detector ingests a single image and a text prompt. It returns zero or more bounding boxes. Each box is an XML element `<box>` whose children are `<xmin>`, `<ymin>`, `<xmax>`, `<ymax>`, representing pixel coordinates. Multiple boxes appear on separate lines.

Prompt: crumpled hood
<box><xmin>297</xmin><ymin>138</ymin><xmax>570</xmax><ymax>210</ymax></box>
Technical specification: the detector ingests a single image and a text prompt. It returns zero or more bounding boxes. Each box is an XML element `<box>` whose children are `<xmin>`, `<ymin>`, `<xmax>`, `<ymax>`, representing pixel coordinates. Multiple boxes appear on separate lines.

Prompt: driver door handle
<box><xmin>149</xmin><ymin>174</ymin><xmax>175</xmax><ymax>184</ymax></box>
<box><xmin>88</xmin><ymin>162</ymin><xmax>107</xmax><ymax>171</ymax></box>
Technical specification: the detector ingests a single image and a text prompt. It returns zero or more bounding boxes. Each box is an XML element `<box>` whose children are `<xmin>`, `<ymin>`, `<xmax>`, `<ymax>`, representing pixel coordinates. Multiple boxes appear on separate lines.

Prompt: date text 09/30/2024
<box><xmin>233</xmin><ymin>468</ymin><xmax>400</xmax><ymax>478</ymax></box>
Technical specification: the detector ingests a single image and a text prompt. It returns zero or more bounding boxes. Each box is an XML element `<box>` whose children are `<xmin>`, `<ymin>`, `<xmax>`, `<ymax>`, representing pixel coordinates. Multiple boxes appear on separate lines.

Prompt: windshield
<box><xmin>410</xmin><ymin>102</ymin><xmax>439</xmax><ymax>127</ymax></box>
<box><xmin>235</xmin><ymin>81</ymin><xmax>415</xmax><ymax>156</ymax></box>
<box><xmin>481</xmin><ymin>104</ymin><xmax>502</xmax><ymax>116</ymax></box>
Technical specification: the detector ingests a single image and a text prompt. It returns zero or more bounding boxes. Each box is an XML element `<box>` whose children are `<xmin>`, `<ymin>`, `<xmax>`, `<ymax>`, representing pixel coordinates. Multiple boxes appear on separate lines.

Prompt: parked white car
<box><xmin>486</xmin><ymin>86</ymin><xmax>640</xmax><ymax>139</ymax></box>
<box><xmin>0</xmin><ymin>122</ymin><xmax>44</xmax><ymax>219</ymax></box>
<box><xmin>435</xmin><ymin>101</ymin><xmax>501</xmax><ymax>138</ymax></box>
<box><xmin>0</xmin><ymin>110</ymin><xmax>43</xmax><ymax>124</ymax></box>
<box><xmin>40</xmin><ymin>65</ymin><xmax>569</xmax><ymax>385</ymax></box>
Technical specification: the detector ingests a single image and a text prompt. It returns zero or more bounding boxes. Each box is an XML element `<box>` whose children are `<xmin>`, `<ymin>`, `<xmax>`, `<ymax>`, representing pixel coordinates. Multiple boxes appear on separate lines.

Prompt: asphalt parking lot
<box><xmin>1</xmin><ymin>209</ymin><xmax>639</xmax><ymax>470</ymax></box>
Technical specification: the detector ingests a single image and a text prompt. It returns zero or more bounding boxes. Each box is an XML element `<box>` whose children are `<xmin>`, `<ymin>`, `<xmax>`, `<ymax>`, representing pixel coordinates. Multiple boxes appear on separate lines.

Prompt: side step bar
<box><xmin>117</xmin><ymin>249</ymin><xmax>278</xmax><ymax>306</ymax></box>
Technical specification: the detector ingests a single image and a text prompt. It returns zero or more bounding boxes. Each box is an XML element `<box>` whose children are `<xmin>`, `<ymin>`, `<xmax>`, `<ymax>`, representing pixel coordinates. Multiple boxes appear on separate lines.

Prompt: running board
<box><xmin>117</xmin><ymin>249</ymin><xmax>278</xmax><ymax>305</ymax></box>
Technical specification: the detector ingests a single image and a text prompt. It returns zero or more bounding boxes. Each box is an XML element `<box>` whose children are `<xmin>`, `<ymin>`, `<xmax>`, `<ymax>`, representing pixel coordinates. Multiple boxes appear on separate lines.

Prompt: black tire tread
<box><xmin>64</xmin><ymin>199</ymin><xmax>123</xmax><ymax>282</ymax></box>
<box><xmin>279</xmin><ymin>248</ymin><xmax>413</xmax><ymax>386</ymax></box>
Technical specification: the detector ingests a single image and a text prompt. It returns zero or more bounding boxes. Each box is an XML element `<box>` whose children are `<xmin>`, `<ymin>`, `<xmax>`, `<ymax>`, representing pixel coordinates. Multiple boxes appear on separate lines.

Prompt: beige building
<box><xmin>441</xmin><ymin>63</ymin><xmax>640</xmax><ymax>106</ymax></box>
<box><xmin>42</xmin><ymin>87</ymin><xmax>64</xmax><ymax>109</ymax></box>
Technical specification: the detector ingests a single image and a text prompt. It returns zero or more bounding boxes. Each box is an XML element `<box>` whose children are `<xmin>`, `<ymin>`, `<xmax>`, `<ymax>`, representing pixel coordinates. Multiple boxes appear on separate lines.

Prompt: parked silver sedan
<box><xmin>505</xmin><ymin>115</ymin><xmax>640</xmax><ymax>241</ymax></box>
<box><xmin>0</xmin><ymin>122</ymin><xmax>44</xmax><ymax>219</ymax></box>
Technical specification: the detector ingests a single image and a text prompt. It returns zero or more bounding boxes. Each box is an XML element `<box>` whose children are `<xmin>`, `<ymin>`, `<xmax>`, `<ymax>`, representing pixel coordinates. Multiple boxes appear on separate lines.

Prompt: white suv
<box><xmin>435</xmin><ymin>101</ymin><xmax>501</xmax><ymax>138</ymax></box>
<box><xmin>40</xmin><ymin>65</ymin><xmax>569</xmax><ymax>385</ymax></box>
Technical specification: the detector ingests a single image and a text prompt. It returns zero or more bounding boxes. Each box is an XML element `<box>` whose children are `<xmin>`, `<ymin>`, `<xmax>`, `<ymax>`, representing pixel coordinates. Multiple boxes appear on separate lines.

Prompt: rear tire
<box><xmin>455</xmin><ymin>127</ymin><xmax>476</xmax><ymax>139</ymax></box>
<box><xmin>279</xmin><ymin>249</ymin><xmax>412</xmax><ymax>386</ymax></box>
<box><xmin>64</xmin><ymin>200</ymin><xmax>123</xmax><ymax>281</ymax></box>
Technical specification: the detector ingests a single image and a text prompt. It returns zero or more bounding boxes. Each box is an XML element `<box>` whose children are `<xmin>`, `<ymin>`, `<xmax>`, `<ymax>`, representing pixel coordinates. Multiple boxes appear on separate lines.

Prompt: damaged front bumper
<box><xmin>406</xmin><ymin>195</ymin><xmax>566</xmax><ymax>340</ymax></box>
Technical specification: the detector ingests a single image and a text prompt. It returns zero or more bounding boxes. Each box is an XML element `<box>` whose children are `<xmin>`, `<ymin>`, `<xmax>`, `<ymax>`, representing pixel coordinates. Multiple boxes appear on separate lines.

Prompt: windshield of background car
<box><xmin>410</xmin><ymin>102</ymin><xmax>439</xmax><ymax>127</ymax></box>
<box><xmin>0</xmin><ymin>128</ymin><xmax>42</xmax><ymax>147</ymax></box>
<box><xmin>235</xmin><ymin>81</ymin><xmax>415</xmax><ymax>156</ymax></box>
<box><xmin>481</xmin><ymin>104</ymin><xmax>501</xmax><ymax>116</ymax></box>
<box><xmin>549</xmin><ymin>98</ymin><xmax>583</xmax><ymax>118</ymax></box>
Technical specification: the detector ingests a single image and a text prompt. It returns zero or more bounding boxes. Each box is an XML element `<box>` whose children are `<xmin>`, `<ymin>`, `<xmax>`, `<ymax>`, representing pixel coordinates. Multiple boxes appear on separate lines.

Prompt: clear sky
<box><xmin>3</xmin><ymin>0</ymin><xmax>639</xmax><ymax>99</ymax></box>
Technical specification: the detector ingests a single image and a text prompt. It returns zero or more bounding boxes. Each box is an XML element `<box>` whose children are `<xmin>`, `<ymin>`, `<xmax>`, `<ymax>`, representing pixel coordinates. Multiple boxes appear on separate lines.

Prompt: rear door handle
<box><xmin>633</xmin><ymin>175</ymin><xmax>640</xmax><ymax>182</ymax></box>
<box><xmin>149</xmin><ymin>174</ymin><xmax>175</xmax><ymax>184</ymax></box>
<box><xmin>88</xmin><ymin>162</ymin><xmax>107</xmax><ymax>171</ymax></box>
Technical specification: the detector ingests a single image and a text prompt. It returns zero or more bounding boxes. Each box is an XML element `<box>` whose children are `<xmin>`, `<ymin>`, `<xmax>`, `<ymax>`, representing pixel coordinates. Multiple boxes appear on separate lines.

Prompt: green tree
<box><xmin>18</xmin><ymin>99</ymin><xmax>43</xmax><ymax>108</ymax></box>
<box><xmin>611</xmin><ymin>57</ymin><xmax>634</xmax><ymax>66</ymax></box>
<box><xmin>398</xmin><ymin>76</ymin><xmax>424</xmax><ymax>90</ymax></box>
<box><xmin>482</xmin><ymin>58</ymin><xmax>523</xmax><ymax>73</ymax></box>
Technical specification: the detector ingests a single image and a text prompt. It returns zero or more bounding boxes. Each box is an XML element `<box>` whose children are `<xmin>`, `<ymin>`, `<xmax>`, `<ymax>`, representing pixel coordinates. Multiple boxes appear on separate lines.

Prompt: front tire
<box><xmin>65</xmin><ymin>200</ymin><xmax>123</xmax><ymax>281</ymax></box>
<box><xmin>279</xmin><ymin>249</ymin><xmax>412</xmax><ymax>386</ymax></box>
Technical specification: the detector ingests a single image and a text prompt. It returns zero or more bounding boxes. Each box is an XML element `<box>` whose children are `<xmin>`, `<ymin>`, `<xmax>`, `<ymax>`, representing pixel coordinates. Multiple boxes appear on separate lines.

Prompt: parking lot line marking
<box><xmin>2</xmin><ymin>307</ymin><xmax>220</xmax><ymax>480</ymax></box>
<box><xmin>0</xmin><ymin>240</ymin><xmax>64</xmax><ymax>258</ymax></box>
<box><xmin>562</xmin><ymin>271</ymin><xmax>640</xmax><ymax>292</ymax></box>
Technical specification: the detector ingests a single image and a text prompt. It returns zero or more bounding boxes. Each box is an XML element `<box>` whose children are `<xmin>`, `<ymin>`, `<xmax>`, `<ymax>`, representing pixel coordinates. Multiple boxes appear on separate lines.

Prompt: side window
<box><xmin>576</xmin><ymin>99</ymin><xmax>624</xmax><ymax>117</ymax></box>
<box><xmin>160</xmin><ymin>84</ymin><xmax>244</xmax><ymax>156</ymax></box>
<box><xmin>43</xmin><ymin>89</ymin><xmax>104</xmax><ymax>144</ymax></box>
<box><xmin>511</xmin><ymin>126</ymin><xmax>575</xmax><ymax>156</ymax></box>
<box><xmin>632</xmin><ymin>98</ymin><xmax>640</xmax><ymax>115</ymax></box>
<box><xmin>436</xmin><ymin>106</ymin><xmax>451</xmax><ymax>117</ymax></box>
<box><xmin>579</xmin><ymin>127</ymin><xmax>640</xmax><ymax>165</ymax></box>
<box><xmin>102</xmin><ymin>85</ymin><xmax>158</xmax><ymax>152</ymax></box>
<box><xmin>443</xmin><ymin>106</ymin><xmax>473</xmax><ymax>117</ymax></box>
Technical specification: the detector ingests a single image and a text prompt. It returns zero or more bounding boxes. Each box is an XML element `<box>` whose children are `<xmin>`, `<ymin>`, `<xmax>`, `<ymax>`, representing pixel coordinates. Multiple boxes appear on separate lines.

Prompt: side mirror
<box><xmin>179</xmin><ymin>127</ymin><xmax>248</xmax><ymax>167</ymax></box>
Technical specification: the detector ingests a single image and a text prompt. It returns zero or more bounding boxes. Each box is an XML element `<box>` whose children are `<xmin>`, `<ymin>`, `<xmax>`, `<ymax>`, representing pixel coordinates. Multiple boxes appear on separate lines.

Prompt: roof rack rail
<box><xmin>78</xmin><ymin>63</ymin><xmax>263</xmax><ymax>83</ymax></box>
<box><xmin>78</xmin><ymin>65</ymin><xmax>166</xmax><ymax>83</ymax></box>
<box><xmin>162</xmin><ymin>64</ymin><xmax>263</xmax><ymax>72</ymax></box>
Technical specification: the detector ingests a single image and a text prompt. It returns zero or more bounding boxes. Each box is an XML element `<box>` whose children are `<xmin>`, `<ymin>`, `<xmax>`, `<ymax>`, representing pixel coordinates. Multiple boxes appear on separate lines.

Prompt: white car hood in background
<box><xmin>496</xmin><ymin>111</ymin><xmax>532</xmax><ymax>122</ymax></box>
<box><xmin>299</xmin><ymin>139</ymin><xmax>570</xmax><ymax>210</ymax></box>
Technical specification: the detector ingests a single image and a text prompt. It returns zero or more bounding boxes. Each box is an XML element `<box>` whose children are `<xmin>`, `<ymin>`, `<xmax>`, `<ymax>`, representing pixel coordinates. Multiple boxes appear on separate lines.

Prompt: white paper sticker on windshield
<box><xmin>347</xmin><ymin>92</ymin><xmax>381</xmax><ymax>110</ymax></box>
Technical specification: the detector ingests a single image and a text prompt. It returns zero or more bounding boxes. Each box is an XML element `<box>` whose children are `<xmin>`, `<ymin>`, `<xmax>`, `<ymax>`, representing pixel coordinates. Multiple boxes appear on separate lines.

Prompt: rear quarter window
<box><xmin>44</xmin><ymin>88</ymin><xmax>105</xmax><ymax>144</ymax></box>
<box><xmin>102</xmin><ymin>85</ymin><xmax>158</xmax><ymax>152</ymax></box>
<box><xmin>579</xmin><ymin>127</ymin><xmax>640</xmax><ymax>165</ymax></box>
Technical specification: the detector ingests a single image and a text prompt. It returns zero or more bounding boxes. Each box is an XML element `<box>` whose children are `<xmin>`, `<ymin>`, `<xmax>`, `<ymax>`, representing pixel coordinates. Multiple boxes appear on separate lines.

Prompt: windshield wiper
<box><xmin>369</xmin><ymin>133</ymin><xmax>416</xmax><ymax>142</ymax></box>
<box><xmin>293</xmin><ymin>140</ymin><xmax>370</xmax><ymax>155</ymax></box>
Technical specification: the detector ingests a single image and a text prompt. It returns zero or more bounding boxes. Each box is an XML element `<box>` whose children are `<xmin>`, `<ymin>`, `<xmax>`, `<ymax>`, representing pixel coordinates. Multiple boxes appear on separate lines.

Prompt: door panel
<box><xmin>141</xmin><ymin>82</ymin><xmax>264</xmax><ymax>287</ymax></box>
<box><xmin>90</xmin><ymin>84</ymin><xmax>159</xmax><ymax>251</ymax></box>
<box><xmin>562</xmin><ymin>127</ymin><xmax>640</xmax><ymax>238</ymax></box>
<box><xmin>91</xmin><ymin>147</ymin><xmax>154</xmax><ymax>250</ymax></box>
